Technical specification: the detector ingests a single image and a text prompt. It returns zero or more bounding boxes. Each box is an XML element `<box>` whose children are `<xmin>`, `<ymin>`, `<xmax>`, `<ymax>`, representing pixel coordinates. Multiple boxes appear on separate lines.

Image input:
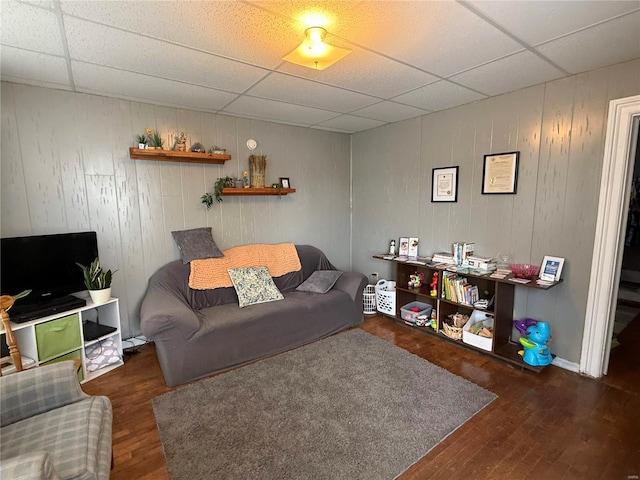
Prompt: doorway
<box><xmin>582</xmin><ymin>95</ymin><xmax>640</xmax><ymax>378</ymax></box>
<box><xmin>607</xmin><ymin>127</ymin><xmax>640</xmax><ymax>391</ymax></box>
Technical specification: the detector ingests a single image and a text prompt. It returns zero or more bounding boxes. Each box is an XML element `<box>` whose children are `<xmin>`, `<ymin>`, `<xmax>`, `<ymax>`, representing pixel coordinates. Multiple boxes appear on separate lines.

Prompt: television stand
<box><xmin>9</xmin><ymin>295</ymin><xmax>86</xmax><ymax>324</ymax></box>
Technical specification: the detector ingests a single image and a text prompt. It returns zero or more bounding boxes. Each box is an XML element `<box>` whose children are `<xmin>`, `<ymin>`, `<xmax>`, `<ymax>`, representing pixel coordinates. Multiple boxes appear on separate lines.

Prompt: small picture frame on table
<box><xmin>398</xmin><ymin>237</ymin><xmax>409</xmax><ymax>256</ymax></box>
<box><xmin>539</xmin><ymin>256</ymin><xmax>564</xmax><ymax>282</ymax></box>
<box><xmin>432</xmin><ymin>166</ymin><xmax>459</xmax><ymax>202</ymax></box>
<box><xmin>280</xmin><ymin>177</ymin><xmax>290</xmax><ymax>189</ymax></box>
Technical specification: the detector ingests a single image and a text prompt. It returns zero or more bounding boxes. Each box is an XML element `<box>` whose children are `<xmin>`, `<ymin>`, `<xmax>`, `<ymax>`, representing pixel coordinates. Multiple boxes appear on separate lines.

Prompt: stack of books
<box><xmin>432</xmin><ymin>252</ymin><xmax>455</xmax><ymax>264</ymax></box>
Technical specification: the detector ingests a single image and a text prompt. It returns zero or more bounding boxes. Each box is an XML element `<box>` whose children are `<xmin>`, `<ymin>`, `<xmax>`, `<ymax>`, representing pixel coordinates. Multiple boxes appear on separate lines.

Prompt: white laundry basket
<box><xmin>375</xmin><ymin>279</ymin><xmax>396</xmax><ymax>315</ymax></box>
<box><xmin>363</xmin><ymin>284</ymin><xmax>377</xmax><ymax>314</ymax></box>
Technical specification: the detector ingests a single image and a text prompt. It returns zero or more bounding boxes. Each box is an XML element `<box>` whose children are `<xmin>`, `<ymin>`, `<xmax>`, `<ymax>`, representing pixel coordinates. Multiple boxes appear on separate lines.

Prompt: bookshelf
<box><xmin>374</xmin><ymin>255</ymin><xmax>562</xmax><ymax>372</ymax></box>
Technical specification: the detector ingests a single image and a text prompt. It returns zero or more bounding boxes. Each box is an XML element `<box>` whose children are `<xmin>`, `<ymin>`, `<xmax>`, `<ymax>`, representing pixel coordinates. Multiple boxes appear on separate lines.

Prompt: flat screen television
<box><xmin>1</xmin><ymin>231</ymin><xmax>98</xmax><ymax>321</ymax></box>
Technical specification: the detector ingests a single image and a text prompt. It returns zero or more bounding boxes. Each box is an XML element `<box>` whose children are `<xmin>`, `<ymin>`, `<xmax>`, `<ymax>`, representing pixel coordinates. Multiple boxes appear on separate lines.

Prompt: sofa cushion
<box><xmin>228</xmin><ymin>266</ymin><xmax>284</xmax><ymax>308</ymax></box>
<box><xmin>0</xmin><ymin>396</ymin><xmax>112</xmax><ymax>480</ymax></box>
<box><xmin>296</xmin><ymin>270</ymin><xmax>343</xmax><ymax>293</ymax></box>
<box><xmin>171</xmin><ymin>227</ymin><xmax>223</xmax><ymax>264</ymax></box>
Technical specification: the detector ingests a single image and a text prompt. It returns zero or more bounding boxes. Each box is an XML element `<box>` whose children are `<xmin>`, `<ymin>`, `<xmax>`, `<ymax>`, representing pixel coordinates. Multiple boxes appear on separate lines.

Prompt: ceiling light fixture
<box><xmin>282</xmin><ymin>27</ymin><xmax>351</xmax><ymax>71</ymax></box>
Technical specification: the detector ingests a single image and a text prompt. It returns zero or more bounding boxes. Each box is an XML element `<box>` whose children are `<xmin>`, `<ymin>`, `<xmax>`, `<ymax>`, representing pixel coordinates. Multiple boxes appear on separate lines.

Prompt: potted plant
<box><xmin>201</xmin><ymin>176</ymin><xmax>234</xmax><ymax>209</ymax></box>
<box><xmin>77</xmin><ymin>258</ymin><xmax>116</xmax><ymax>305</ymax></box>
<box><xmin>150</xmin><ymin>131</ymin><xmax>164</xmax><ymax>150</ymax></box>
<box><xmin>136</xmin><ymin>133</ymin><xmax>148</xmax><ymax>149</ymax></box>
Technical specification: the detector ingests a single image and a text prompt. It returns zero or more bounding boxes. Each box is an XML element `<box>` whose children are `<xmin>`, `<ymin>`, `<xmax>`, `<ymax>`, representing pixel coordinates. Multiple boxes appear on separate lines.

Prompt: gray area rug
<box><xmin>152</xmin><ymin>329</ymin><xmax>496</xmax><ymax>480</ymax></box>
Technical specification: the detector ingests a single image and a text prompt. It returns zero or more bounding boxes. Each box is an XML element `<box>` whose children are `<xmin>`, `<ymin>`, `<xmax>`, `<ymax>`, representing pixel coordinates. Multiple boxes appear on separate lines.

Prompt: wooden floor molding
<box><xmin>82</xmin><ymin>315</ymin><xmax>640</xmax><ymax>479</ymax></box>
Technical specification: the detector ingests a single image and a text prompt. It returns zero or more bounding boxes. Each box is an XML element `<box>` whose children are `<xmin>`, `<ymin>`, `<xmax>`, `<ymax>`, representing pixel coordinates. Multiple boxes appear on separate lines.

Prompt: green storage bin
<box><xmin>41</xmin><ymin>349</ymin><xmax>84</xmax><ymax>382</ymax></box>
<box><xmin>35</xmin><ymin>314</ymin><xmax>82</xmax><ymax>362</ymax></box>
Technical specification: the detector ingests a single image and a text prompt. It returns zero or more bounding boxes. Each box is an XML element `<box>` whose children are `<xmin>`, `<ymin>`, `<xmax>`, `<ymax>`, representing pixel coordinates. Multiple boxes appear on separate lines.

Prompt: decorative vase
<box><xmin>89</xmin><ymin>287</ymin><xmax>111</xmax><ymax>305</ymax></box>
<box><xmin>234</xmin><ymin>180</ymin><xmax>243</xmax><ymax>188</ymax></box>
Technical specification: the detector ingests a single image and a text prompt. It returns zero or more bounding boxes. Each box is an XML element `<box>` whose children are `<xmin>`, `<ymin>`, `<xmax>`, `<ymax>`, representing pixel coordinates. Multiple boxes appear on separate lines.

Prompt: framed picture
<box><xmin>482</xmin><ymin>151</ymin><xmax>519</xmax><ymax>194</ymax></box>
<box><xmin>398</xmin><ymin>237</ymin><xmax>409</xmax><ymax>256</ymax></box>
<box><xmin>431</xmin><ymin>166</ymin><xmax>459</xmax><ymax>202</ymax></box>
<box><xmin>408</xmin><ymin>237</ymin><xmax>419</xmax><ymax>258</ymax></box>
<box><xmin>280</xmin><ymin>177</ymin><xmax>290</xmax><ymax>189</ymax></box>
<box><xmin>540</xmin><ymin>256</ymin><xmax>565</xmax><ymax>282</ymax></box>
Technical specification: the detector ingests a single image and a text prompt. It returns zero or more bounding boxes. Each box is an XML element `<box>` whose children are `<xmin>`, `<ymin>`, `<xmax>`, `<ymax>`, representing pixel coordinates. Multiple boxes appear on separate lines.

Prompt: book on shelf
<box><xmin>441</xmin><ymin>271</ymin><xmax>478</xmax><ymax>305</ymax></box>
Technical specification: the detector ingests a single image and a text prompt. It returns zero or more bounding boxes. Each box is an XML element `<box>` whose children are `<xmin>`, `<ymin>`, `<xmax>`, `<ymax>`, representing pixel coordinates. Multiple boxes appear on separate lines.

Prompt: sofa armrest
<box><xmin>0</xmin><ymin>452</ymin><xmax>61</xmax><ymax>480</ymax></box>
<box><xmin>334</xmin><ymin>271</ymin><xmax>368</xmax><ymax>304</ymax></box>
<box><xmin>0</xmin><ymin>361</ymin><xmax>87</xmax><ymax>428</ymax></box>
<box><xmin>140</xmin><ymin>284</ymin><xmax>200</xmax><ymax>341</ymax></box>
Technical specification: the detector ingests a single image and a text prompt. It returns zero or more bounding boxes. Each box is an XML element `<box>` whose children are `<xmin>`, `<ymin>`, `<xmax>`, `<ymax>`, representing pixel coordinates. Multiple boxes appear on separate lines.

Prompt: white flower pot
<box><xmin>138</xmin><ymin>143</ymin><xmax>147</xmax><ymax>149</ymax></box>
<box><xmin>89</xmin><ymin>287</ymin><xmax>111</xmax><ymax>305</ymax></box>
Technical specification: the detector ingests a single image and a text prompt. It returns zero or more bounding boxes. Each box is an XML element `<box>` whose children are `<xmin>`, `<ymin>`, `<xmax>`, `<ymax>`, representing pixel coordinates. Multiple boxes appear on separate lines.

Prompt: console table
<box><xmin>2</xmin><ymin>297</ymin><xmax>123</xmax><ymax>382</ymax></box>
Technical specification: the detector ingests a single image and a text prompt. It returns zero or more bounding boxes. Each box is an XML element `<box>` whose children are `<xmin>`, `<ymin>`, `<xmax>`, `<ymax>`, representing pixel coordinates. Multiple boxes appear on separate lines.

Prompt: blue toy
<box><xmin>518</xmin><ymin>321</ymin><xmax>553</xmax><ymax>366</ymax></box>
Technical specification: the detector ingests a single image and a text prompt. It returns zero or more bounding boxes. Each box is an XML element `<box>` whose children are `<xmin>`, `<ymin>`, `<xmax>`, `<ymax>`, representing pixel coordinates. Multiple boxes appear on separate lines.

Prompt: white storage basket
<box><xmin>363</xmin><ymin>284</ymin><xmax>377</xmax><ymax>314</ymax></box>
<box><xmin>375</xmin><ymin>279</ymin><xmax>396</xmax><ymax>315</ymax></box>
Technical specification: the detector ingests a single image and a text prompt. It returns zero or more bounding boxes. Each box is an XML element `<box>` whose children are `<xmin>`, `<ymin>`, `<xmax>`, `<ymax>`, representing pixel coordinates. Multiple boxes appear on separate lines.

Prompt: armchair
<box><xmin>0</xmin><ymin>361</ymin><xmax>112</xmax><ymax>480</ymax></box>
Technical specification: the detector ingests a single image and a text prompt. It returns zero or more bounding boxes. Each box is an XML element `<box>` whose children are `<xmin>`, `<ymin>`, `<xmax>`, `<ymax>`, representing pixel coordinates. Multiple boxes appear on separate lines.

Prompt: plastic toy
<box><xmin>408</xmin><ymin>272</ymin><xmax>424</xmax><ymax>289</ymax></box>
<box><xmin>518</xmin><ymin>321</ymin><xmax>552</xmax><ymax>366</ymax></box>
<box><xmin>430</xmin><ymin>272</ymin><xmax>438</xmax><ymax>297</ymax></box>
<box><xmin>514</xmin><ymin>318</ymin><xmax>538</xmax><ymax>337</ymax></box>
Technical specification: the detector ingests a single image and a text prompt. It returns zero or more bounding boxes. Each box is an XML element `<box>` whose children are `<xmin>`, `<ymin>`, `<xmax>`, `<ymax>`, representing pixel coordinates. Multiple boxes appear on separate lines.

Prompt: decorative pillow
<box><xmin>171</xmin><ymin>227</ymin><xmax>223</xmax><ymax>264</ymax></box>
<box><xmin>228</xmin><ymin>266</ymin><xmax>284</xmax><ymax>308</ymax></box>
<box><xmin>296</xmin><ymin>270</ymin><xmax>343</xmax><ymax>294</ymax></box>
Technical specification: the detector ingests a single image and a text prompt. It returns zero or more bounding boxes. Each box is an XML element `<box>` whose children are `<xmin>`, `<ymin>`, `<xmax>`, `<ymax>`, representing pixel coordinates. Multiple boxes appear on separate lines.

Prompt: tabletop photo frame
<box><xmin>432</xmin><ymin>166</ymin><xmax>459</xmax><ymax>202</ymax></box>
<box><xmin>279</xmin><ymin>177</ymin><xmax>290</xmax><ymax>189</ymax></box>
<box><xmin>540</xmin><ymin>255</ymin><xmax>564</xmax><ymax>282</ymax></box>
<box><xmin>482</xmin><ymin>151</ymin><xmax>519</xmax><ymax>194</ymax></box>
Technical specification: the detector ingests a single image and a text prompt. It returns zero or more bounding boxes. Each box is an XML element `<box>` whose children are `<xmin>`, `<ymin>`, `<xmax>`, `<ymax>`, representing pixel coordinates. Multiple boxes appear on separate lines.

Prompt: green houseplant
<box><xmin>201</xmin><ymin>176</ymin><xmax>234</xmax><ymax>209</ymax></box>
<box><xmin>76</xmin><ymin>258</ymin><xmax>116</xmax><ymax>305</ymax></box>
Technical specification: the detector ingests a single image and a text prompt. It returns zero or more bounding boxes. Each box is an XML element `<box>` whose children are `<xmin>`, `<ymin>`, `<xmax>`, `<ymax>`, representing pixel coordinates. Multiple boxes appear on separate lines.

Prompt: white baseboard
<box><xmin>551</xmin><ymin>356</ymin><xmax>580</xmax><ymax>373</ymax></box>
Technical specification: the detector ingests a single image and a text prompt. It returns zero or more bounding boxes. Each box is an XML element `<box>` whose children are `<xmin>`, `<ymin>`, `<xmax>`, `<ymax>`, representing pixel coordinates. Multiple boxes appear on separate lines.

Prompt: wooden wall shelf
<box><xmin>129</xmin><ymin>147</ymin><xmax>231</xmax><ymax>164</ymax></box>
<box><xmin>221</xmin><ymin>188</ymin><xmax>296</xmax><ymax>196</ymax></box>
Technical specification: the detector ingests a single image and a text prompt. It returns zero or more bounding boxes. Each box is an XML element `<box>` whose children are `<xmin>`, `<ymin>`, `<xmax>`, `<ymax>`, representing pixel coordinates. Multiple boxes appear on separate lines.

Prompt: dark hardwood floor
<box><xmin>82</xmin><ymin>315</ymin><xmax>640</xmax><ymax>479</ymax></box>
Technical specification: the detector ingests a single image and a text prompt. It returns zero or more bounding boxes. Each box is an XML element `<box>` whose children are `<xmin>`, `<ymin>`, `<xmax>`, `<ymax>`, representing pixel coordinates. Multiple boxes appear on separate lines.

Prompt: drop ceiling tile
<box><xmin>64</xmin><ymin>17</ymin><xmax>269</xmax><ymax>94</ymax></box>
<box><xmin>450</xmin><ymin>51</ymin><xmax>566</xmax><ymax>96</ymax></box>
<box><xmin>247</xmin><ymin>72</ymin><xmax>378</xmax><ymax>113</ymax></box>
<box><xmin>316</xmin><ymin>115</ymin><xmax>386</xmax><ymax>133</ymax></box>
<box><xmin>71</xmin><ymin>61</ymin><xmax>238</xmax><ymax>111</ymax></box>
<box><xmin>1</xmin><ymin>46</ymin><xmax>70</xmax><ymax>89</ymax></box>
<box><xmin>328</xmin><ymin>2</ymin><xmax>522</xmax><ymax>77</ymax></box>
<box><xmin>222</xmin><ymin>95</ymin><xmax>339</xmax><ymax>126</ymax></box>
<box><xmin>467</xmin><ymin>0</ymin><xmax>640</xmax><ymax>45</ymax></box>
<box><xmin>61</xmin><ymin>1</ymin><xmax>301</xmax><ymax>69</ymax></box>
<box><xmin>277</xmin><ymin>47</ymin><xmax>438</xmax><ymax>99</ymax></box>
<box><xmin>351</xmin><ymin>101</ymin><xmax>430</xmax><ymax>123</ymax></box>
<box><xmin>536</xmin><ymin>11</ymin><xmax>640</xmax><ymax>74</ymax></box>
<box><xmin>393</xmin><ymin>81</ymin><xmax>486</xmax><ymax>112</ymax></box>
<box><xmin>1</xmin><ymin>1</ymin><xmax>64</xmax><ymax>55</ymax></box>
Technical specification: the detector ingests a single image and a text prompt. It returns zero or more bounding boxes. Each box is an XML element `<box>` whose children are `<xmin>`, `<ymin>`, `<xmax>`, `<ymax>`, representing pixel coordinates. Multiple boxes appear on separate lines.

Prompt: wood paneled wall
<box><xmin>0</xmin><ymin>83</ymin><xmax>352</xmax><ymax>338</ymax></box>
<box><xmin>352</xmin><ymin>59</ymin><xmax>640</xmax><ymax>365</ymax></box>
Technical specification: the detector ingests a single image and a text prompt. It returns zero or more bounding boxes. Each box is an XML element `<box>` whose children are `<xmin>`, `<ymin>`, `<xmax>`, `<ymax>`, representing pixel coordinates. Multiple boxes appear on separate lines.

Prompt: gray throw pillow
<box><xmin>296</xmin><ymin>270</ymin><xmax>343</xmax><ymax>294</ymax></box>
<box><xmin>171</xmin><ymin>227</ymin><xmax>223</xmax><ymax>264</ymax></box>
<box><xmin>228</xmin><ymin>266</ymin><xmax>284</xmax><ymax>308</ymax></box>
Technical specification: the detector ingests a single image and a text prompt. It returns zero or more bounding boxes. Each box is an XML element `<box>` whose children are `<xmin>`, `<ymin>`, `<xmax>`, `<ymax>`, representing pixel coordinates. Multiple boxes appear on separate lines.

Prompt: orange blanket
<box><xmin>189</xmin><ymin>243</ymin><xmax>301</xmax><ymax>290</ymax></box>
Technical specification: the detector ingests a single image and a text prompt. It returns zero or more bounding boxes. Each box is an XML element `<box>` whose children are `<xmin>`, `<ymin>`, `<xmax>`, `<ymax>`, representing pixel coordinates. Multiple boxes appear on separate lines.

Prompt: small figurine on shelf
<box><xmin>175</xmin><ymin>132</ymin><xmax>187</xmax><ymax>152</ymax></box>
<box><xmin>408</xmin><ymin>271</ymin><xmax>424</xmax><ymax>289</ymax></box>
<box><xmin>242</xmin><ymin>170</ymin><xmax>250</xmax><ymax>188</ymax></box>
<box><xmin>389</xmin><ymin>239</ymin><xmax>396</xmax><ymax>255</ymax></box>
<box><xmin>430</xmin><ymin>271</ymin><xmax>439</xmax><ymax>297</ymax></box>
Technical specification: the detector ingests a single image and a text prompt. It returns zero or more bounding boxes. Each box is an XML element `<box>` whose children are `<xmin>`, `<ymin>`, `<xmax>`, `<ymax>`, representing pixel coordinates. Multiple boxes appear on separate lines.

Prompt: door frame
<box><xmin>581</xmin><ymin>95</ymin><xmax>640</xmax><ymax>378</ymax></box>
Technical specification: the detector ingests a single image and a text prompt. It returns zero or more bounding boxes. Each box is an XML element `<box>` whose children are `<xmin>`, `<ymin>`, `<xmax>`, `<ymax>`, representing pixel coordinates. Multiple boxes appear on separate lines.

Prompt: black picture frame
<box><xmin>482</xmin><ymin>151</ymin><xmax>519</xmax><ymax>194</ymax></box>
<box><xmin>431</xmin><ymin>166</ymin><xmax>459</xmax><ymax>202</ymax></box>
<box><xmin>280</xmin><ymin>177</ymin><xmax>290</xmax><ymax>189</ymax></box>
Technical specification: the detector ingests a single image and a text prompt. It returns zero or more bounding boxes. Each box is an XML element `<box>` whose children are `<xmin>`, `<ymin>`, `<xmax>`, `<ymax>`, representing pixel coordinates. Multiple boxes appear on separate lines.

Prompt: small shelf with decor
<box><xmin>373</xmin><ymin>255</ymin><xmax>562</xmax><ymax>372</ymax></box>
<box><xmin>128</xmin><ymin>147</ymin><xmax>231</xmax><ymax>164</ymax></box>
<box><xmin>221</xmin><ymin>187</ymin><xmax>296</xmax><ymax>196</ymax></box>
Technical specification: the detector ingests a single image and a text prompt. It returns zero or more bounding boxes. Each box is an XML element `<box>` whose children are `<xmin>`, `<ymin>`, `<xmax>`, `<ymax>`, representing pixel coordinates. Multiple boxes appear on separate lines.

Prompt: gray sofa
<box><xmin>141</xmin><ymin>245</ymin><xmax>367</xmax><ymax>387</ymax></box>
<box><xmin>0</xmin><ymin>361</ymin><xmax>112</xmax><ymax>480</ymax></box>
